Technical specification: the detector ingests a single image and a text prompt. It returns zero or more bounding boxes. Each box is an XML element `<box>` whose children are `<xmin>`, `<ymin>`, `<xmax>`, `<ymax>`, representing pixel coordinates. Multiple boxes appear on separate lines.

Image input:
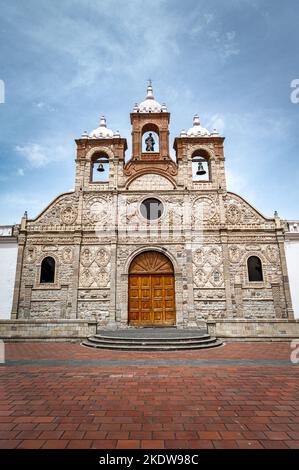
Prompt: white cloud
<box><xmin>226</xmin><ymin>168</ymin><xmax>249</xmax><ymax>194</ymax></box>
<box><xmin>15</xmin><ymin>141</ymin><xmax>71</xmax><ymax>168</ymax></box>
<box><xmin>16</xmin><ymin>168</ymin><xmax>25</xmax><ymax>176</ymax></box>
<box><xmin>13</xmin><ymin>1</ymin><xmax>183</xmax><ymax>92</ymax></box>
<box><xmin>15</xmin><ymin>143</ymin><xmax>49</xmax><ymax>167</ymax></box>
<box><xmin>208</xmin><ymin>29</ymin><xmax>240</xmax><ymax>62</ymax></box>
<box><xmin>207</xmin><ymin>114</ymin><xmax>225</xmax><ymax>134</ymax></box>
<box><xmin>34</xmin><ymin>101</ymin><xmax>55</xmax><ymax>111</ymax></box>
<box><xmin>204</xmin><ymin>13</ymin><xmax>214</xmax><ymax>24</ymax></box>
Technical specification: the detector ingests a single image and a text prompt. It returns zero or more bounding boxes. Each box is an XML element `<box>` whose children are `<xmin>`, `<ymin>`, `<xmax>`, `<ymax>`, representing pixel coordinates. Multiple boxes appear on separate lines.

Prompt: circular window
<box><xmin>140</xmin><ymin>198</ymin><xmax>163</xmax><ymax>220</ymax></box>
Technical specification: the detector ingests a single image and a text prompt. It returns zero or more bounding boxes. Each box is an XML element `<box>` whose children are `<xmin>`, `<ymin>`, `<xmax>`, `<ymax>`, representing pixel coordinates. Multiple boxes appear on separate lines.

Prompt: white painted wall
<box><xmin>0</xmin><ymin>243</ymin><xmax>18</xmax><ymax>319</ymax></box>
<box><xmin>285</xmin><ymin>240</ymin><xmax>299</xmax><ymax>319</ymax></box>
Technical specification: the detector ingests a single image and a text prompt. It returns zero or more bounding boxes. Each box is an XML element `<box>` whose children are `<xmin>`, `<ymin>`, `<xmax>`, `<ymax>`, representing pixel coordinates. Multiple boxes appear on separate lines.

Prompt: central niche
<box><xmin>140</xmin><ymin>198</ymin><xmax>163</xmax><ymax>220</ymax></box>
<box><xmin>142</xmin><ymin>123</ymin><xmax>160</xmax><ymax>153</ymax></box>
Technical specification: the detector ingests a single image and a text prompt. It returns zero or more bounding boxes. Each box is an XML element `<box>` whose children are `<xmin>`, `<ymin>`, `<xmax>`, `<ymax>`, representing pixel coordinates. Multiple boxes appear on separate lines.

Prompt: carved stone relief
<box><xmin>60</xmin><ymin>206</ymin><xmax>78</xmax><ymax>225</ymax></box>
<box><xmin>192</xmin><ymin>245</ymin><xmax>224</xmax><ymax>288</ymax></box>
<box><xmin>79</xmin><ymin>246</ymin><xmax>111</xmax><ymax>288</ymax></box>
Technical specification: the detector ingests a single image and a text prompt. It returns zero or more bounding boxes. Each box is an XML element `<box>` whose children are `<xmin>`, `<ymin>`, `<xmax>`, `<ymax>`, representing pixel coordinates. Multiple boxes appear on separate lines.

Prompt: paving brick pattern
<box><xmin>0</xmin><ymin>342</ymin><xmax>299</xmax><ymax>449</ymax></box>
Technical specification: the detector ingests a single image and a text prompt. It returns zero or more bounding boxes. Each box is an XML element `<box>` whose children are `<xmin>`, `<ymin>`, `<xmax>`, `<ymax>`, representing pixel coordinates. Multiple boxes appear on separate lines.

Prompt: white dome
<box><xmin>89</xmin><ymin>116</ymin><xmax>114</xmax><ymax>139</ymax></box>
<box><xmin>134</xmin><ymin>82</ymin><xmax>167</xmax><ymax>113</ymax></box>
<box><xmin>187</xmin><ymin>114</ymin><xmax>210</xmax><ymax>137</ymax></box>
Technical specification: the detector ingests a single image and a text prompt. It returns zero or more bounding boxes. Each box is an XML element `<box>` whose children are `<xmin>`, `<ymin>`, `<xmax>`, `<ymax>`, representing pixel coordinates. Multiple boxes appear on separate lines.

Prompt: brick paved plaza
<box><xmin>0</xmin><ymin>342</ymin><xmax>299</xmax><ymax>450</ymax></box>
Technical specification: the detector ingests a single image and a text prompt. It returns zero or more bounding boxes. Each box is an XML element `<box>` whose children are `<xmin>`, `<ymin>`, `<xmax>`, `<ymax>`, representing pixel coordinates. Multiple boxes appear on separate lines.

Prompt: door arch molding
<box><xmin>128</xmin><ymin>251</ymin><xmax>176</xmax><ymax>326</ymax></box>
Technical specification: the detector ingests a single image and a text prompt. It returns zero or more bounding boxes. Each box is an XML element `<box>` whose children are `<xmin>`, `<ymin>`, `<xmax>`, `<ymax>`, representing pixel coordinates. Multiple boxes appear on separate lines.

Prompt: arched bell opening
<box><xmin>191</xmin><ymin>149</ymin><xmax>211</xmax><ymax>181</ymax></box>
<box><xmin>90</xmin><ymin>152</ymin><xmax>110</xmax><ymax>182</ymax></box>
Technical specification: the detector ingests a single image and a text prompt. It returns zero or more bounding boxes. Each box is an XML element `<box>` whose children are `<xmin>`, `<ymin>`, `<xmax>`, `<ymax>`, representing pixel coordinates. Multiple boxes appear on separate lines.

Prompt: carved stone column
<box><xmin>234</xmin><ymin>283</ymin><xmax>243</xmax><ymax>318</ymax></box>
<box><xmin>271</xmin><ymin>282</ymin><xmax>282</xmax><ymax>318</ymax></box>
<box><xmin>71</xmin><ymin>234</ymin><xmax>82</xmax><ymax>319</ymax></box>
<box><xmin>23</xmin><ymin>284</ymin><xmax>33</xmax><ymax>319</ymax></box>
<box><xmin>11</xmin><ymin>235</ymin><xmax>26</xmax><ymax>319</ymax></box>
<box><xmin>183</xmin><ymin>192</ymin><xmax>196</xmax><ymax>327</ymax></box>
<box><xmin>220</xmin><ymin>229</ymin><xmax>233</xmax><ymax>317</ymax></box>
<box><xmin>108</xmin><ymin>192</ymin><xmax>118</xmax><ymax>327</ymax></box>
<box><xmin>277</xmin><ymin>232</ymin><xmax>294</xmax><ymax>319</ymax></box>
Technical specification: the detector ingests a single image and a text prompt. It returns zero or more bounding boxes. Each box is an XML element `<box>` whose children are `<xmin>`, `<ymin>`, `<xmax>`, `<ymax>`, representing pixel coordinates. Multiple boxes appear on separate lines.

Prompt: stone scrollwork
<box><xmin>192</xmin><ymin>196</ymin><xmax>218</xmax><ymax>226</ymax></box>
<box><xmin>80</xmin><ymin>269</ymin><xmax>93</xmax><ymax>288</ymax></box>
<box><xmin>229</xmin><ymin>245</ymin><xmax>242</xmax><ymax>263</ymax></box>
<box><xmin>60</xmin><ymin>206</ymin><xmax>78</xmax><ymax>225</ymax></box>
<box><xmin>207</xmin><ymin>247</ymin><xmax>222</xmax><ymax>266</ymax></box>
<box><xmin>85</xmin><ymin>196</ymin><xmax>112</xmax><ymax>224</ymax></box>
<box><xmin>81</xmin><ymin>248</ymin><xmax>93</xmax><ymax>267</ymax></box>
<box><xmin>192</xmin><ymin>245</ymin><xmax>224</xmax><ymax>288</ymax></box>
<box><xmin>26</xmin><ymin>193</ymin><xmax>79</xmax><ymax>228</ymax></box>
<box><xmin>61</xmin><ymin>247</ymin><xmax>73</xmax><ymax>263</ymax></box>
<box><xmin>98</xmin><ymin>269</ymin><xmax>110</xmax><ymax>287</ymax></box>
<box><xmin>210</xmin><ymin>269</ymin><xmax>223</xmax><ymax>287</ymax></box>
<box><xmin>193</xmin><ymin>248</ymin><xmax>204</xmax><ymax>266</ymax></box>
<box><xmin>193</xmin><ymin>268</ymin><xmax>206</xmax><ymax>287</ymax></box>
<box><xmin>26</xmin><ymin>246</ymin><xmax>37</xmax><ymax>263</ymax></box>
<box><xmin>265</xmin><ymin>245</ymin><xmax>279</xmax><ymax>264</ymax></box>
<box><xmin>95</xmin><ymin>248</ymin><xmax>110</xmax><ymax>266</ymax></box>
<box><xmin>226</xmin><ymin>204</ymin><xmax>242</xmax><ymax>224</ymax></box>
<box><xmin>79</xmin><ymin>246</ymin><xmax>111</xmax><ymax>288</ymax></box>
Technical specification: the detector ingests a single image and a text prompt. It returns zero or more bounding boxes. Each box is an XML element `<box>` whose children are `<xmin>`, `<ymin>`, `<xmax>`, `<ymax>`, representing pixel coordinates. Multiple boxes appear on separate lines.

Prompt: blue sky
<box><xmin>0</xmin><ymin>0</ymin><xmax>298</xmax><ymax>224</ymax></box>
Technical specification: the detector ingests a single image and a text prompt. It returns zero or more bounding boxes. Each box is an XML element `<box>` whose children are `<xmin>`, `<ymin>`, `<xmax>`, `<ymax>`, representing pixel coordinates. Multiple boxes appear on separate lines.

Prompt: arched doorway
<box><xmin>128</xmin><ymin>251</ymin><xmax>176</xmax><ymax>326</ymax></box>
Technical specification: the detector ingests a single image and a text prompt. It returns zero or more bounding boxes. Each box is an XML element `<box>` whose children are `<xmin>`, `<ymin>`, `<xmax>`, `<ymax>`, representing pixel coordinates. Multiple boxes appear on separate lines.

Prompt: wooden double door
<box><xmin>128</xmin><ymin>252</ymin><xmax>176</xmax><ymax>326</ymax></box>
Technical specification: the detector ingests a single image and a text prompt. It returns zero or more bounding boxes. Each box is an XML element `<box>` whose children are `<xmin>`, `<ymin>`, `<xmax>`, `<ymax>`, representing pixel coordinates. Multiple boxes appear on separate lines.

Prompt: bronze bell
<box><xmin>97</xmin><ymin>163</ymin><xmax>105</xmax><ymax>172</ymax></box>
<box><xmin>196</xmin><ymin>162</ymin><xmax>206</xmax><ymax>175</ymax></box>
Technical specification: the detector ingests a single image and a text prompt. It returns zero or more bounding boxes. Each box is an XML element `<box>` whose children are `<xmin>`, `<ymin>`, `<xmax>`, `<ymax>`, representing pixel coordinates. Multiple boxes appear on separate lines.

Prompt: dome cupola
<box><xmin>89</xmin><ymin>116</ymin><xmax>114</xmax><ymax>138</ymax></box>
<box><xmin>134</xmin><ymin>81</ymin><xmax>167</xmax><ymax>113</ymax></box>
<box><xmin>187</xmin><ymin>114</ymin><xmax>210</xmax><ymax>137</ymax></box>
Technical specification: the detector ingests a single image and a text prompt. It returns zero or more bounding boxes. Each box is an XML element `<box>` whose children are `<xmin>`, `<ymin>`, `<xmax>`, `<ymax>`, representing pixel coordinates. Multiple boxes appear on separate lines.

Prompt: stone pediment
<box><xmin>124</xmin><ymin>158</ymin><xmax>178</xmax><ymax>189</ymax></box>
<box><xmin>224</xmin><ymin>193</ymin><xmax>275</xmax><ymax>228</ymax></box>
<box><xmin>26</xmin><ymin>192</ymin><xmax>79</xmax><ymax>229</ymax></box>
<box><xmin>124</xmin><ymin>158</ymin><xmax>178</xmax><ymax>178</ymax></box>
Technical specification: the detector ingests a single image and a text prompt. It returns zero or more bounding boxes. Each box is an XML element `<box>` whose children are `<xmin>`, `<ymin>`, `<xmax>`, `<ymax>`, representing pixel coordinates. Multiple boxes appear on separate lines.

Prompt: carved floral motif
<box><xmin>192</xmin><ymin>246</ymin><xmax>224</xmax><ymax>288</ymax></box>
<box><xmin>229</xmin><ymin>246</ymin><xmax>242</xmax><ymax>263</ymax></box>
<box><xmin>60</xmin><ymin>206</ymin><xmax>77</xmax><ymax>225</ymax></box>
<box><xmin>226</xmin><ymin>204</ymin><xmax>241</xmax><ymax>224</ymax></box>
<box><xmin>265</xmin><ymin>245</ymin><xmax>279</xmax><ymax>263</ymax></box>
<box><xmin>81</xmin><ymin>248</ymin><xmax>93</xmax><ymax>267</ymax></box>
<box><xmin>95</xmin><ymin>248</ymin><xmax>110</xmax><ymax>266</ymax></box>
<box><xmin>61</xmin><ymin>247</ymin><xmax>73</xmax><ymax>263</ymax></box>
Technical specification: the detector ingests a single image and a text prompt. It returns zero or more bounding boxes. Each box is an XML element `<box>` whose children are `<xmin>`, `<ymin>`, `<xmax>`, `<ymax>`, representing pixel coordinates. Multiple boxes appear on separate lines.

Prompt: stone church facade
<box><xmin>8</xmin><ymin>83</ymin><xmax>297</xmax><ymax>339</ymax></box>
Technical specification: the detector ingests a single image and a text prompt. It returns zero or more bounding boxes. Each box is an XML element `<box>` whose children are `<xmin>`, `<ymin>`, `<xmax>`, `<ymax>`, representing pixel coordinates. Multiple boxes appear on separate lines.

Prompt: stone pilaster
<box><xmin>24</xmin><ymin>284</ymin><xmax>33</xmax><ymax>319</ymax></box>
<box><xmin>271</xmin><ymin>282</ymin><xmax>282</xmax><ymax>318</ymax></box>
<box><xmin>277</xmin><ymin>235</ymin><xmax>294</xmax><ymax>319</ymax></box>
<box><xmin>234</xmin><ymin>283</ymin><xmax>243</xmax><ymax>318</ymax></box>
<box><xmin>183</xmin><ymin>192</ymin><xmax>196</xmax><ymax>326</ymax></box>
<box><xmin>71</xmin><ymin>234</ymin><xmax>82</xmax><ymax>319</ymax></box>
<box><xmin>11</xmin><ymin>236</ymin><xmax>25</xmax><ymax>319</ymax></box>
<box><xmin>220</xmin><ymin>229</ymin><xmax>233</xmax><ymax>317</ymax></box>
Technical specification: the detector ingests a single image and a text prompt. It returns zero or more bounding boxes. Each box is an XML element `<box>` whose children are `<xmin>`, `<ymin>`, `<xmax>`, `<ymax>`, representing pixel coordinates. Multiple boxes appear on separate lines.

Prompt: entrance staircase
<box><xmin>82</xmin><ymin>328</ymin><xmax>223</xmax><ymax>351</ymax></box>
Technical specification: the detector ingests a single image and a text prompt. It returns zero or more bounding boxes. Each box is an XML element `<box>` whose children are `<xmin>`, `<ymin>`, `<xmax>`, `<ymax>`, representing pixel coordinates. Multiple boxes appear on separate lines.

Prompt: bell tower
<box><xmin>174</xmin><ymin>115</ymin><xmax>226</xmax><ymax>191</ymax></box>
<box><xmin>123</xmin><ymin>82</ymin><xmax>178</xmax><ymax>186</ymax></box>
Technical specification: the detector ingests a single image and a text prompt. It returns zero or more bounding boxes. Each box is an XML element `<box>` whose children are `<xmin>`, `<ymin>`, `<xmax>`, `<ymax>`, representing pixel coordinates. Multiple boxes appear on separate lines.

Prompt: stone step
<box><xmin>88</xmin><ymin>336</ymin><xmax>216</xmax><ymax>346</ymax></box>
<box><xmin>82</xmin><ymin>339</ymin><xmax>223</xmax><ymax>350</ymax></box>
<box><xmin>92</xmin><ymin>333</ymin><xmax>211</xmax><ymax>343</ymax></box>
<box><xmin>82</xmin><ymin>327</ymin><xmax>223</xmax><ymax>351</ymax></box>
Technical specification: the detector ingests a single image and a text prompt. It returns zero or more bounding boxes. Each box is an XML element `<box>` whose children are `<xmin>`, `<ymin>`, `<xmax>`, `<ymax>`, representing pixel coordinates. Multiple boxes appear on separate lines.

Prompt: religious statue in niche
<box><xmin>145</xmin><ymin>133</ymin><xmax>155</xmax><ymax>152</ymax></box>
